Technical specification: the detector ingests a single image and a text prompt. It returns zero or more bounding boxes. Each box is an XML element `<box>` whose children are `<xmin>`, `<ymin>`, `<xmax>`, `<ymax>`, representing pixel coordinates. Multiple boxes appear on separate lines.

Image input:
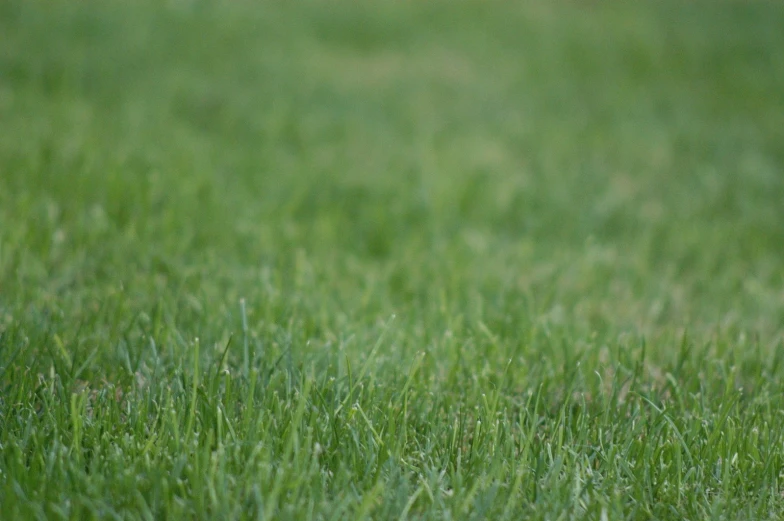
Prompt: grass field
<box><xmin>2</xmin><ymin>1</ymin><xmax>784</xmax><ymax>519</ymax></box>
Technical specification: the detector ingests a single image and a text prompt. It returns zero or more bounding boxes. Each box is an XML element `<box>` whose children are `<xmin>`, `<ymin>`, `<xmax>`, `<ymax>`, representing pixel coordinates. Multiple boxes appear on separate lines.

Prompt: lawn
<box><xmin>1</xmin><ymin>1</ymin><xmax>784</xmax><ymax>519</ymax></box>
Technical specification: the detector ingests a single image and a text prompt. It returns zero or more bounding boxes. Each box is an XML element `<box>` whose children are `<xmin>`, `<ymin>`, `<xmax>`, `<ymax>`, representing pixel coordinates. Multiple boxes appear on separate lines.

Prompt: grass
<box><xmin>1</xmin><ymin>0</ymin><xmax>784</xmax><ymax>519</ymax></box>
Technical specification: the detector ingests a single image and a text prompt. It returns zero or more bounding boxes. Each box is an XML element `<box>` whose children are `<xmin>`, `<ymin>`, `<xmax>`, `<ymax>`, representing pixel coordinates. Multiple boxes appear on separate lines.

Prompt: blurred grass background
<box><xmin>2</xmin><ymin>1</ymin><xmax>782</xmax><ymax>354</ymax></box>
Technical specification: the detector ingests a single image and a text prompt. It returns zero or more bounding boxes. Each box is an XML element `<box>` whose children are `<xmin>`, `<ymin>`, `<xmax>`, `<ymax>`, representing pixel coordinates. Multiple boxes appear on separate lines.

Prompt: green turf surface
<box><xmin>2</xmin><ymin>1</ymin><xmax>784</xmax><ymax>519</ymax></box>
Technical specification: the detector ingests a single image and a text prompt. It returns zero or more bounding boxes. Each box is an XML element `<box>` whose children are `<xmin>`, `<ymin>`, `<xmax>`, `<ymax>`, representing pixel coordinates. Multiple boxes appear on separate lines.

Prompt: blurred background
<box><xmin>1</xmin><ymin>1</ymin><xmax>783</xmax><ymax>371</ymax></box>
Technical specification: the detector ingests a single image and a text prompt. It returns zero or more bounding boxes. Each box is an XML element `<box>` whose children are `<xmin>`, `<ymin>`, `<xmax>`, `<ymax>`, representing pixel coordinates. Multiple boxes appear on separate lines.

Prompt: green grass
<box><xmin>2</xmin><ymin>0</ymin><xmax>784</xmax><ymax>519</ymax></box>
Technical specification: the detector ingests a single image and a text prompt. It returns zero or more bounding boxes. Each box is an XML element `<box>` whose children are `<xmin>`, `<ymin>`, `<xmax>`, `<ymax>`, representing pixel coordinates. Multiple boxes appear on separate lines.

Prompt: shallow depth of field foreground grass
<box><xmin>2</xmin><ymin>1</ymin><xmax>784</xmax><ymax>519</ymax></box>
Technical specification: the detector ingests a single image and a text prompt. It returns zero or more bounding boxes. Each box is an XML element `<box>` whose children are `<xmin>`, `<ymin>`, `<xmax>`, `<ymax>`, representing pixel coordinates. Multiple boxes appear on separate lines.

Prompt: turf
<box><xmin>1</xmin><ymin>1</ymin><xmax>784</xmax><ymax>519</ymax></box>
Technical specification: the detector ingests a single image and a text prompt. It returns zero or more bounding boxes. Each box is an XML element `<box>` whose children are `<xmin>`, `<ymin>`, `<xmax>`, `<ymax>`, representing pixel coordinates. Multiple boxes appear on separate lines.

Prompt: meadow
<box><xmin>1</xmin><ymin>1</ymin><xmax>784</xmax><ymax>519</ymax></box>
